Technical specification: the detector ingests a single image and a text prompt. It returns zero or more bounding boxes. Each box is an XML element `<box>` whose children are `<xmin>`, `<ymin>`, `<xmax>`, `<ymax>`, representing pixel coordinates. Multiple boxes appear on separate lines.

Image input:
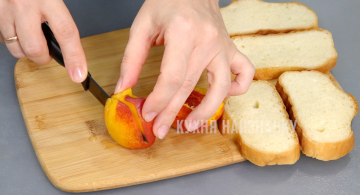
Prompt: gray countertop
<box><xmin>1</xmin><ymin>0</ymin><xmax>359</xmax><ymax>194</ymax></box>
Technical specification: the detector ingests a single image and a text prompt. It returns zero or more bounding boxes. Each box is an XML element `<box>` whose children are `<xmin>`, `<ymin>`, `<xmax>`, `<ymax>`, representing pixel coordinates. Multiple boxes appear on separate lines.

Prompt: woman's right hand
<box><xmin>0</xmin><ymin>0</ymin><xmax>87</xmax><ymax>83</ymax></box>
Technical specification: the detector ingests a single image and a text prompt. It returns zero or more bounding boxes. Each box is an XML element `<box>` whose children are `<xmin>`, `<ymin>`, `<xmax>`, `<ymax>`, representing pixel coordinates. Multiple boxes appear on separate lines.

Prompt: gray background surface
<box><xmin>0</xmin><ymin>0</ymin><xmax>359</xmax><ymax>194</ymax></box>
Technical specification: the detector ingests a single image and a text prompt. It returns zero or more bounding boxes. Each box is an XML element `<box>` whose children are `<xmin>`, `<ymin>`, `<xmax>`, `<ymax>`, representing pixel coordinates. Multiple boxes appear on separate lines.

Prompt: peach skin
<box><xmin>172</xmin><ymin>88</ymin><xmax>224</xmax><ymax>132</ymax></box>
<box><xmin>104</xmin><ymin>88</ymin><xmax>156</xmax><ymax>149</ymax></box>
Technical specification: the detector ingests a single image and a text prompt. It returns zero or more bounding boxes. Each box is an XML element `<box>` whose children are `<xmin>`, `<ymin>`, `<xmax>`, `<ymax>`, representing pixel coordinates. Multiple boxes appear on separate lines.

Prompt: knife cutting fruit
<box><xmin>42</xmin><ymin>22</ymin><xmax>225</xmax><ymax>149</ymax></box>
<box><xmin>0</xmin><ymin>0</ymin><xmax>255</xmax><ymax>142</ymax></box>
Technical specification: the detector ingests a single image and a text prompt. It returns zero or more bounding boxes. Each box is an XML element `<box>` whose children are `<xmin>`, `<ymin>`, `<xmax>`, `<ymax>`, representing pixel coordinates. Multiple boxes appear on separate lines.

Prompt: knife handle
<box><xmin>41</xmin><ymin>22</ymin><xmax>65</xmax><ymax>67</ymax></box>
<box><xmin>42</xmin><ymin>22</ymin><xmax>91</xmax><ymax>91</ymax></box>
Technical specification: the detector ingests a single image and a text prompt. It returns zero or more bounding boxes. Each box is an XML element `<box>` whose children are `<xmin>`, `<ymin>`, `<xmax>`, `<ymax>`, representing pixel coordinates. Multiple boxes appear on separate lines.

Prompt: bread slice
<box><xmin>232</xmin><ymin>29</ymin><xmax>338</xmax><ymax>80</ymax></box>
<box><xmin>220</xmin><ymin>0</ymin><xmax>318</xmax><ymax>36</ymax></box>
<box><xmin>219</xmin><ymin>81</ymin><xmax>300</xmax><ymax>166</ymax></box>
<box><xmin>276</xmin><ymin>71</ymin><xmax>358</xmax><ymax>161</ymax></box>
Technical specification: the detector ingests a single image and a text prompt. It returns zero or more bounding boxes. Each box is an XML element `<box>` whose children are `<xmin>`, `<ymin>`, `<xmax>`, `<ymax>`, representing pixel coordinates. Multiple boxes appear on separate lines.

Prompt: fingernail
<box><xmin>72</xmin><ymin>68</ymin><xmax>85</xmax><ymax>83</ymax></box>
<box><xmin>114</xmin><ymin>77</ymin><xmax>123</xmax><ymax>94</ymax></box>
<box><xmin>144</xmin><ymin>112</ymin><xmax>157</xmax><ymax>122</ymax></box>
<box><xmin>157</xmin><ymin>125</ymin><xmax>169</xmax><ymax>139</ymax></box>
<box><xmin>187</xmin><ymin>120</ymin><xmax>199</xmax><ymax>132</ymax></box>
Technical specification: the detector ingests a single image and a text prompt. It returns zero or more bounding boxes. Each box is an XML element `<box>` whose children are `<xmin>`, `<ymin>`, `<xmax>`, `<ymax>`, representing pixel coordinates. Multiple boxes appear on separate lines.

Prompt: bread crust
<box><xmin>254</xmin><ymin>57</ymin><xmax>337</xmax><ymax>80</ymax></box>
<box><xmin>219</xmin><ymin>81</ymin><xmax>300</xmax><ymax>166</ymax></box>
<box><xmin>276</xmin><ymin>71</ymin><xmax>358</xmax><ymax>161</ymax></box>
<box><xmin>231</xmin><ymin>29</ymin><xmax>338</xmax><ymax>80</ymax></box>
<box><xmin>222</xmin><ymin>0</ymin><xmax>319</xmax><ymax>37</ymax></box>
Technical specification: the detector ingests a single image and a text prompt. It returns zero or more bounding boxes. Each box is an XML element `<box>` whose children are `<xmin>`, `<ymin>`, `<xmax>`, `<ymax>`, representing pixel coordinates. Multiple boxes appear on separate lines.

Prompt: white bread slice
<box><xmin>219</xmin><ymin>81</ymin><xmax>300</xmax><ymax>166</ymax></box>
<box><xmin>220</xmin><ymin>0</ymin><xmax>318</xmax><ymax>36</ymax></box>
<box><xmin>276</xmin><ymin>71</ymin><xmax>358</xmax><ymax>161</ymax></box>
<box><xmin>232</xmin><ymin>29</ymin><xmax>338</xmax><ymax>80</ymax></box>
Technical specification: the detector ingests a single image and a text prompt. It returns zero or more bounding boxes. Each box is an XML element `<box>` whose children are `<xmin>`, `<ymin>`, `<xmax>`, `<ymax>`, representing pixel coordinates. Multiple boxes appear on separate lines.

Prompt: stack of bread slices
<box><xmin>219</xmin><ymin>0</ymin><xmax>358</xmax><ymax>166</ymax></box>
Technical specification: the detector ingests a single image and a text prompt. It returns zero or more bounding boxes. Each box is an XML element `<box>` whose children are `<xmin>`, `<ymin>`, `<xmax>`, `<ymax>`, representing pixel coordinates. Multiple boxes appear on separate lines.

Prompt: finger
<box><xmin>151</xmin><ymin>51</ymin><xmax>205</xmax><ymax>139</ymax></box>
<box><xmin>142</xmin><ymin>39</ymin><xmax>193</xmax><ymax>122</ymax></box>
<box><xmin>185</xmin><ymin>55</ymin><xmax>231</xmax><ymax>131</ymax></box>
<box><xmin>15</xmin><ymin>12</ymin><xmax>51</xmax><ymax>64</ymax></box>
<box><xmin>0</xmin><ymin>32</ymin><xmax>4</xmax><ymax>43</ymax></box>
<box><xmin>0</xmin><ymin>24</ymin><xmax>25</xmax><ymax>58</ymax></box>
<box><xmin>0</xmin><ymin>5</ymin><xmax>25</xmax><ymax>58</ymax></box>
<box><xmin>43</xmin><ymin>2</ymin><xmax>87</xmax><ymax>83</ymax></box>
<box><xmin>228</xmin><ymin>51</ymin><xmax>255</xmax><ymax>96</ymax></box>
<box><xmin>114</xmin><ymin>21</ymin><xmax>152</xmax><ymax>94</ymax></box>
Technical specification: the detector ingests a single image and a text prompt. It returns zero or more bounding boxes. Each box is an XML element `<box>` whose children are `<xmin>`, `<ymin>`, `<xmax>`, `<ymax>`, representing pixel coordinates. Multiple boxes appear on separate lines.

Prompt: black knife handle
<box><xmin>41</xmin><ymin>22</ymin><xmax>65</xmax><ymax>67</ymax></box>
<box><xmin>41</xmin><ymin>22</ymin><xmax>90</xmax><ymax>91</ymax></box>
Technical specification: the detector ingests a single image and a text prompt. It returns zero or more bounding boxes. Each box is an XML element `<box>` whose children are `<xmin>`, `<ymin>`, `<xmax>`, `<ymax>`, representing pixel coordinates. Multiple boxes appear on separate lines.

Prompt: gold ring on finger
<box><xmin>4</xmin><ymin>36</ymin><xmax>18</xmax><ymax>44</ymax></box>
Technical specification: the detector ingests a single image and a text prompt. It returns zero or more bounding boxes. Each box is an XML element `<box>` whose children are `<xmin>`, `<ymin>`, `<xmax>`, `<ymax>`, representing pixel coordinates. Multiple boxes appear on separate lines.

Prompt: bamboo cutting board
<box><xmin>14</xmin><ymin>28</ymin><xmax>246</xmax><ymax>193</ymax></box>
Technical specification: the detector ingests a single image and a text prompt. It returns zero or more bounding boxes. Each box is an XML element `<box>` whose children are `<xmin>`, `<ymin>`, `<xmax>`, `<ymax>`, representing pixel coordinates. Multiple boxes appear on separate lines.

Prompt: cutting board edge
<box><xmin>49</xmin><ymin>158</ymin><xmax>245</xmax><ymax>193</ymax></box>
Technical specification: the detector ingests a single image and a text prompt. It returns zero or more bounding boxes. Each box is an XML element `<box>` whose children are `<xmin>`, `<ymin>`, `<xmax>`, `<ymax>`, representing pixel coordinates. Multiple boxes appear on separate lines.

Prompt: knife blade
<box><xmin>41</xmin><ymin>22</ymin><xmax>110</xmax><ymax>106</ymax></box>
<box><xmin>41</xmin><ymin>22</ymin><xmax>149</xmax><ymax>143</ymax></box>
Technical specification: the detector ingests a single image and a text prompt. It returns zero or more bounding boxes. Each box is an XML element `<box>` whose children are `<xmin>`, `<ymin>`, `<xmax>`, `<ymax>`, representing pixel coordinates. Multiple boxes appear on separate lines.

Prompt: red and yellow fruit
<box><xmin>104</xmin><ymin>89</ymin><xmax>156</xmax><ymax>149</ymax></box>
<box><xmin>104</xmin><ymin>87</ymin><xmax>224</xmax><ymax>149</ymax></box>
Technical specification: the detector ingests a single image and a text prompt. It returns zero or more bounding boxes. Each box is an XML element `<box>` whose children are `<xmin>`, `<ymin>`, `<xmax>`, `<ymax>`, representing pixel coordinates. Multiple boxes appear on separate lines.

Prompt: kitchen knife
<box><xmin>41</xmin><ymin>22</ymin><xmax>149</xmax><ymax>143</ymax></box>
<box><xmin>41</xmin><ymin>22</ymin><xmax>110</xmax><ymax>106</ymax></box>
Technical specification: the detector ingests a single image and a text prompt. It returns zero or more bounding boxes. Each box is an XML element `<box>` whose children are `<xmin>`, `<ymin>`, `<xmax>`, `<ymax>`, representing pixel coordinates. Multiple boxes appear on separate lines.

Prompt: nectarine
<box><xmin>104</xmin><ymin>88</ymin><xmax>224</xmax><ymax>150</ymax></box>
<box><xmin>104</xmin><ymin>89</ymin><xmax>156</xmax><ymax>149</ymax></box>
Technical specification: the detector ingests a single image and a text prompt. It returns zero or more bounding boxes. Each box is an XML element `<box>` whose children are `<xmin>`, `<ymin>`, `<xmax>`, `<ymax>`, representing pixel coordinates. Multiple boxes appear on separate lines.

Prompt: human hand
<box><xmin>0</xmin><ymin>0</ymin><xmax>87</xmax><ymax>83</ymax></box>
<box><xmin>115</xmin><ymin>0</ymin><xmax>255</xmax><ymax>139</ymax></box>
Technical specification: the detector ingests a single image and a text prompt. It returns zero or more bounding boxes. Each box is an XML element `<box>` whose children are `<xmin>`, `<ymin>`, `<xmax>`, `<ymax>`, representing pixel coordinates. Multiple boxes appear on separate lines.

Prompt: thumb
<box><xmin>114</xmin><ymin>25</ymin><xmax>152</xmax><ymax>94</ymax></box>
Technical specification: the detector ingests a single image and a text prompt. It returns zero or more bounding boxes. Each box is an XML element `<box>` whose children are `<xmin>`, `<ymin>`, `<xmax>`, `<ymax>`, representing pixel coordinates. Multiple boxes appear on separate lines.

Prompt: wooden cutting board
<box><xmin>14</xmin><ymin>28</ymin><xmax>246</xmax><ymax>193</ymax></box>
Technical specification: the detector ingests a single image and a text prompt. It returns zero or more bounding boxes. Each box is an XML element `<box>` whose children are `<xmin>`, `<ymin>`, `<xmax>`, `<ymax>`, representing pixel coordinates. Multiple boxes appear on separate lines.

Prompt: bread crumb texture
<box><xmin>221</xmin><ymin>0</ymin><xmax>317</xmax><ymax>35</ymax></box>
<box><xmin>232</xmin><ymin>30</ymin><xmax>337</xmax><ymax>69</ymax></box>
<box><xmin>279</xmin><ymin>71</ymin><xmax>357</xmax><ymax>143</ymax></box>
<box><xmin>225</xmin><ymin>81</ymin><xmax>297</xmax><ymax>153</ymax></box>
